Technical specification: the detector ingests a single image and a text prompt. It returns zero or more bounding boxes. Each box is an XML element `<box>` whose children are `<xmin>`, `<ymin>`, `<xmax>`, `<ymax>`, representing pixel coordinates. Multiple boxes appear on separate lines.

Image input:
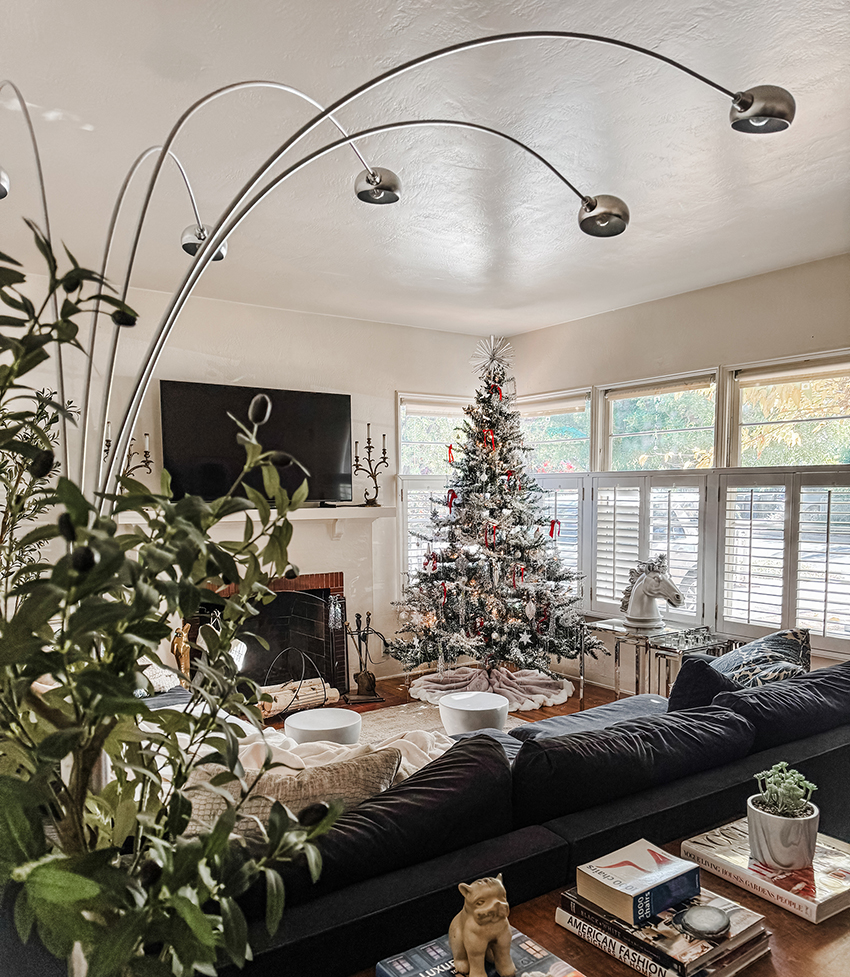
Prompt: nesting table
<box><xmin>283</xmin><ymin>707</ymin><xmax>362</xmax><ymax>744</ymax></box>
<box><xmin>585</xmin><ymin>620</ymin><xmax>734</xmax><ymax>698</ymax></box>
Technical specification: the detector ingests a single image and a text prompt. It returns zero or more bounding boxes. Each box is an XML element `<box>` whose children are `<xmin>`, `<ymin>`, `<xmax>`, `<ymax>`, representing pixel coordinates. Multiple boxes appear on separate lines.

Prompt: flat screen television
<box><xmin>159</xmin><ymin>380</ymin><xmax>352</xmax><ymax>503</ymax></box>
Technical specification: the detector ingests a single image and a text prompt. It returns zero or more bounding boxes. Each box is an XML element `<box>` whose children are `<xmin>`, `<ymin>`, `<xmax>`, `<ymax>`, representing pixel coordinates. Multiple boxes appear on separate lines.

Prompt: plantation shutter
<box><xmin>541</xmin><ymin>484</ymin><xmax>582</xmax><ymax>572</ymax></box>
<box><xmin>400</xmin><ymin>478</ymin><xmax>446</xmax><ymax>580</ymax></box>
<box><xmin>796</xmin><ymin>483</ymin><xmax>850</xmax><ymax>639</ymax></box>
<box><xmin>594</xmin><ymin>481</ymin><xmax>641</xmax><ymax>605</ymax></box>
<box><xmin>720</xmin><ymin>478</ymin><xmax>787</xmax><ymax>629</ymax></box>
<box><xmin>649</xmin><ymin>482</ymin><xmax>702</xmax><ymax>614</ymax></box>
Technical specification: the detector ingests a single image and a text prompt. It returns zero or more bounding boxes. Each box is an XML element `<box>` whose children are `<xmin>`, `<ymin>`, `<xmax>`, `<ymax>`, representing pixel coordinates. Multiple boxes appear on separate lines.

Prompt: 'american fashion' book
<box><xmin>375</xmin><ymin>925</ymin><xmax>586</xmax><ymax>977</ymax></box>
<box><xmin>681</xmin><ymin>818</ymin><xmax>850</xmax><ymax>923</ymax></box>
<box><xmin>576</xmin><ymin>838</ymin><xmax>700</xmax><ymax>925</ymax></box>
<box><xmin>560</xmin><ymin>886</ymin><xmax>766</xmax><ymax>976</ymax></box>
<box><xmin>555</xmin><ymin>907</ymin><xmax>770</xmax><ymax>977</ymax></box>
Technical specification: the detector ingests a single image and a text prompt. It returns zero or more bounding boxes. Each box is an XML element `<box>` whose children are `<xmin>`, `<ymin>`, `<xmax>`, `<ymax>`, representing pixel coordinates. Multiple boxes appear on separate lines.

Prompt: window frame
<box><xmin>599</xmin><ymin>369</ymin><xmax>720</xmax><ymax>473</ymax></box>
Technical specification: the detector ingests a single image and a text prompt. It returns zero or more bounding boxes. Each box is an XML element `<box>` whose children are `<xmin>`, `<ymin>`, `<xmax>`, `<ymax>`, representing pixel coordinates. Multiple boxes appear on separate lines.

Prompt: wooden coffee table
<box><xmin>345</xmin><ymin>842</ymin><xmax>850</xmax><ymax>977</ymax></box>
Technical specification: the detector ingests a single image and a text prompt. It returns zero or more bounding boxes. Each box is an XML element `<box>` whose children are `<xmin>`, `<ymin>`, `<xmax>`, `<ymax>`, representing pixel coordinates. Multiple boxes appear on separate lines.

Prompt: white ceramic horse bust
<box><xmin>620</xmin><ymin>556</ymin><xmax>683</xmax><ymax>632</ymax></box>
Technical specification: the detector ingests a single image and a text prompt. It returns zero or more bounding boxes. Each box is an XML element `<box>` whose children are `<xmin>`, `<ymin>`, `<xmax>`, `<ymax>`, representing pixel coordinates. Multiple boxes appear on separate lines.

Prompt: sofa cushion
<box><xmin>510</xmin><ymin>694</ymin><xmax>668</xmax><ymax>741</ymax></box>
<box><xmin>512</xmin><ymin>706</ymin><xmax>755</xmax><ymax>827</ymax></box>
<box><xmin>247</xmin><ymin>734</ymin><xmax>514</xmax><ymax>910</ymax></box>
<box><xmin>667</xmin><ymin>657</ymin><xmax>744</xmax><ymax>712</ymax></box>
<box><xmin>710</xmin><ymin>629</ymin><xmax>811</xmax><ymax>680</ymax></box>
<box><xmin>714</xmin><ymin>661</ymin><xmax>850</xmax><ymax>752</ymax></box>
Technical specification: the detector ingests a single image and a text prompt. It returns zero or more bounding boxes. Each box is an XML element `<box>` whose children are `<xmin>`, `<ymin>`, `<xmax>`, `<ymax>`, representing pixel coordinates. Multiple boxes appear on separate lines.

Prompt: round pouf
<box><xmin>284</xmin><ymin>707</ymin><xmax>362</xmax><ymax>745</ymax></box>
<box><xmin>439</xmin><ymin>691</ymin><xmax>510</xmax><ymax>736</ymax></box>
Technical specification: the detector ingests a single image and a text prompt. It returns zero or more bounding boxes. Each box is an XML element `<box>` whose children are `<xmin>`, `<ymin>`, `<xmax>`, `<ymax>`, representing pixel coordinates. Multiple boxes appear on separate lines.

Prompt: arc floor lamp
<box><xmin>0</xmin><ymin>30</ymin><xmax>795</xmax><ymax>507</ymax></box>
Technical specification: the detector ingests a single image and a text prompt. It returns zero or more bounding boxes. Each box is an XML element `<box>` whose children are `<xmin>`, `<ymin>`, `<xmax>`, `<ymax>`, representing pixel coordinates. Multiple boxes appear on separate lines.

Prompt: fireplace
<box><xmin>211</xmin><ymin>573</ymin><xmax>348</xmax><ymax>693</ymax></box>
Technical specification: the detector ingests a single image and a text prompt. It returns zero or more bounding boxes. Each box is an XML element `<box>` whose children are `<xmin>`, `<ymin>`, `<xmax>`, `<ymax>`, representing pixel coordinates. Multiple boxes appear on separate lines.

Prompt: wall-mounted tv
<box><xmin>160</xmin><ymin>380</ymin><xmax>352</xmax><ymax>503</ymax></box>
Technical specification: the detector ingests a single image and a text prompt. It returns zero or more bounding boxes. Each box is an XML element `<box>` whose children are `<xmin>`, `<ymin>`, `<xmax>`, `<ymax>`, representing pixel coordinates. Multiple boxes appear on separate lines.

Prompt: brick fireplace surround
<box><xmin>210</xmin><ymin>573</ymin><xmax>348</xmax><ymax>693</ymax></box>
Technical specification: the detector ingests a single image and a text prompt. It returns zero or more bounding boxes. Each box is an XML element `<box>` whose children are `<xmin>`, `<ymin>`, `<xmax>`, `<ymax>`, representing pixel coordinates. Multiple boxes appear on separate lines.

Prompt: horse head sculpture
<box><xmin>620</xmin><ymin>556</ymin><xmax>684</xmax><ymax>632</ymax></box>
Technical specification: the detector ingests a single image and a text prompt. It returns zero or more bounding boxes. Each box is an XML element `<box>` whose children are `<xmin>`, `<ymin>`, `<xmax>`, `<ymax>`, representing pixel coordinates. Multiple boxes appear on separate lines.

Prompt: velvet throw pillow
<box><xmin>667</xmin><ymin>657</ymin><xmax>743</xmax><ymax>712</ymax></box>
<box><xmin>710</xmin><ymin>629</ymin><xmax>811</xmax><ymax>686</ymax></box>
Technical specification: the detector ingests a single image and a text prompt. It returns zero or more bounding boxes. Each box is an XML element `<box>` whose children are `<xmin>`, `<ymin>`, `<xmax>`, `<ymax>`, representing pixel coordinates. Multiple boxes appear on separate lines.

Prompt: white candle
<box><xmin>354</xmin><ymin>441</ymin><xmax>359</xmax><ymax>457</ymax></box>
<box><xmin>106</xmin><ymin>421</ymin><xmax>111</xmax><ymax>440</ymax></box>
<box><xmin>367</xmin><ymin>423</ymin><xmax>371</xmax><ymax>440</ymax></box>
<box><xmin>383</xmin><ymin>433</ymin><xmax>387</xmax><ymax>450</ymax></box>
<box><xmin>144</xmin><ymin>432</ymin><xmax>150</xmax><ymax>452</ymax></box>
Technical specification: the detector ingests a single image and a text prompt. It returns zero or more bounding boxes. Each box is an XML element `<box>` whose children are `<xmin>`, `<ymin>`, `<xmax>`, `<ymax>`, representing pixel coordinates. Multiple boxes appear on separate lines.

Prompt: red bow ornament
<box><xmin>447</xmin><ymin>489</ymin><xmax>458</xmax><ymax>513</ymax></box>
<box><xmin>550</xmin><ymin>519</ymin><xmax>561</xmax><ymax>538</ymax></box>
<box><xmin>447</xmin><ymin>444</ymin><xmax>454</xmax><ymax>463</ymax></box>
<box><xmin>490</xmin><ymin>384</ymin><xmax>502</xmax><ymax>400</ymax></box>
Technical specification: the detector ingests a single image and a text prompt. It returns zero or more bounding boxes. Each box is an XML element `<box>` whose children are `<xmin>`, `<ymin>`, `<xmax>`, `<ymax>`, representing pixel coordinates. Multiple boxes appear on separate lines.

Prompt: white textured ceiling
<box><xmin>2</xmin><ymin>0</ymin><xmax>848</xmax><ymax>336</ymax></box>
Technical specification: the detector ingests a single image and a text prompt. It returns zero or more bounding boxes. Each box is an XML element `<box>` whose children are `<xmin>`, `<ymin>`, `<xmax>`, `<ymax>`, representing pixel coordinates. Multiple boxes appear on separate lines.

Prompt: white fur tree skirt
<box><xmin>408</xmin><ymin>665</ymin><xmax>574</xmax><ymax>712</ymax></box>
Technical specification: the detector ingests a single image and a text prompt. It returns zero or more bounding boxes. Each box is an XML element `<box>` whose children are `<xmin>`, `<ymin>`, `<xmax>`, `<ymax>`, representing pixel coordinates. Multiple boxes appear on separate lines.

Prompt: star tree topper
<box><xmin>470</xmin><ymin>335</ymin><xmax>514</xmax><ymax>379</ymax></box>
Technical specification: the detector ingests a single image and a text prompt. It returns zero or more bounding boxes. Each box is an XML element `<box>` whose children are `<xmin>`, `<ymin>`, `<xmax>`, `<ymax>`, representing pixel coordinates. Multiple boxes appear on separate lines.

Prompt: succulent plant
<box><xmin>754</xmin><ymin>761</ymin><xmax>817</xmax><ymax>816</ymax></box>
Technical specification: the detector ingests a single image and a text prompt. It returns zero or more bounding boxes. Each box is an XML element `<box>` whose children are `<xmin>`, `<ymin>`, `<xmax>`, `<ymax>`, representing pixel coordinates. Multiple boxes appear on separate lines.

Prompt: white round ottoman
<box><xmin>438</xmin><ymin>691</ymin><xmax>510</xmax><ymax>736</ymax></box>
<box><xmin>284</xmin><ymin>707</ymin><xmax>361</xmax><ymax>745</ymax></box>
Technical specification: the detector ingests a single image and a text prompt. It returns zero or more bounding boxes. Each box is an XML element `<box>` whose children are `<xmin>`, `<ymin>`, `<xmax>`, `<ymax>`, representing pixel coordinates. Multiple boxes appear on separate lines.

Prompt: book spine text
<box><xmin>560</xmin><ymin>893</ymin><xmax>687</xmax><ymax>976</ymax></box>
<box><xmin>556</xmin><ymin>907</ymin><xmax>679</xmax><ymax>977</ymax></box>
<box><xmin>680</xmin><ymin>846</ymin><xmax>817</xmax><ymax>923</ymax></box>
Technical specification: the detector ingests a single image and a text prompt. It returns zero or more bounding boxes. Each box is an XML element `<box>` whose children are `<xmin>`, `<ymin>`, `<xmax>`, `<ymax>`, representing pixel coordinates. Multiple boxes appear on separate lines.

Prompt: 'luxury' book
<box><xmin>681</xmin><ymin>818</ymin><xmax>850</xmax><ymax>923</ymax></box>
<box><xmin>375</xmin><ymin>925</ymin><xmax>586</xmax><ymax>977</ymax></box>
<box><xmin>559</xmin><ymin>885</ymin><xmax>766</xmax><ymax>976</ymax></box>
<box><xmin>576</xmin><ymin>838</ymin><xmax>700</xmax><ymax>925</ymax></box>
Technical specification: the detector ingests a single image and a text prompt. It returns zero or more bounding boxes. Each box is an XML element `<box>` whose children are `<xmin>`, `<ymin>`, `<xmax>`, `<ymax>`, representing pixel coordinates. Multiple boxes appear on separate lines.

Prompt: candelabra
<box><xmin>353</xmin><ymin>423</ymin><xmax>389</xmax><ymax>506</ymax></box>
<box><xmin>103</xmin><ymin>429</ymin><xmax>154</xmax><ymax>478</ymax></box>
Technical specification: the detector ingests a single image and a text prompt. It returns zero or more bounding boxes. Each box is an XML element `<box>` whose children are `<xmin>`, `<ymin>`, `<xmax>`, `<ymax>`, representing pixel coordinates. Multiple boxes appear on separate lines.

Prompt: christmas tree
<box><xmin>392</xmin><ymin>337</ymin><xmax>603</xmax><ymax>710</ymax></box>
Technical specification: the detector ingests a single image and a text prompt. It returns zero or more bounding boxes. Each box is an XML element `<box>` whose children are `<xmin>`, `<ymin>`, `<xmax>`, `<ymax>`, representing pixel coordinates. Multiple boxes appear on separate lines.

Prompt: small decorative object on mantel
<box><xmin>353</xmin><ymin>422</ymin><xmax>389</xmax><ymax>505</ymax></box>
<box><xmin>449</xmin><ymin>873</ymin><xmax>516</xmax><ymax>977</ymax></box>
<box><xmin>620</xmin><ymin>554</ymin><xmax>684</xmax><ymax>632</ymax></box>
<box><xmin>747</xmin><ymin>761</ymin><xmax>819</xmax><ymax>870</ymax></box>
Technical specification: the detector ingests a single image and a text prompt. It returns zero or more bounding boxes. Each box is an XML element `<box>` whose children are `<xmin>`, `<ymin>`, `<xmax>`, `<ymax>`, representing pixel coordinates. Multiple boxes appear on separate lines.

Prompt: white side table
<box><xmin>284</xmin><ymin>707</ymin><xmax>362</xmax><ymax>745</ymax></box>
<box><xmin>438</xmin><ymin>691</ymin><xmax>510</xmax><ymax>736</ymax></box>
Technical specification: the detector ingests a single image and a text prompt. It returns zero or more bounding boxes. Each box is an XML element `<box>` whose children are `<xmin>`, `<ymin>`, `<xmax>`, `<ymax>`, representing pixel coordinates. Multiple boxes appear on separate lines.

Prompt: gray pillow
<box><xmin>184</xmin><ymin>747</ymin><xmax>402</xmax><ymax>841</ymax></box>
<box><xmin>710</xmin><ymin>644</ymin><xmax>805</xmax><ymax>687</ymax></box>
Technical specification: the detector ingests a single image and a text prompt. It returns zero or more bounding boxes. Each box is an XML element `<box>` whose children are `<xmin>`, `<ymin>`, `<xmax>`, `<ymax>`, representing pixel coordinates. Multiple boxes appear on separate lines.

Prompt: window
<box><xmin>519</xmin><ymin>392</ymin><xmax>591</xmax><ymax>474</ymax></box>
<box><xmin>606</xmin><ymin>375</ymin><xmax>716</xmax><ymax>471</ymax></box>
<box><xmin>719</xmin><ymin>478</ymin><xmax>787</xmax><ymax>631</ymax></box>
<box><xmin>397</xmin><ymin>395</ymin><xmax>466</xmax><ymax>583</ymax></box>
<box><xmin>734</xmin><ymin>361</ymin><xmax>850</xmax><ymax>467</ymax></box>
<box><xmin>796</xmin><ymin>481</ymin><xmax>850</xmax><ymax>641</ymax></box>
<box><xmin>539</xmin><ymin>480</ymin><xmax>583</xmax><ymax>572</ymax></box>
<box><xmin>591</xmin><ymin>474</ymin><xmax>705</xmax><ymax>620</ymax></box>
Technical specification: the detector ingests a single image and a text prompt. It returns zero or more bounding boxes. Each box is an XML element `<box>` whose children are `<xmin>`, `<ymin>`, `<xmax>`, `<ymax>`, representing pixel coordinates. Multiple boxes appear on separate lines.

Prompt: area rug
<box><xmin>358</xmin><ymin>700</ymin><xmax>527</xmax><ymax>743</ymax></box>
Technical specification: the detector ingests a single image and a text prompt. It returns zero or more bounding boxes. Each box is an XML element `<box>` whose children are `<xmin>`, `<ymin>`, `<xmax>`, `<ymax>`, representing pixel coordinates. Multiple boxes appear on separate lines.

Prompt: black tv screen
<box><xmin>160</xmin><ymin>380</ymin><xmax>352</xmax><ymax>503</ymax></box>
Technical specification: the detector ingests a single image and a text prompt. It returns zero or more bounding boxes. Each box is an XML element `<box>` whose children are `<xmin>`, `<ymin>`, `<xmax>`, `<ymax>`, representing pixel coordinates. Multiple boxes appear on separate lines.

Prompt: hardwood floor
<box><xmin>345</xmin><ymin>676</ymin><xmax>617</xmax><ymax>721</ymax></box>
<box><xmin>265</xmin><ymin>675</ymin><xmax>617</xmax><ymax>728</ymax></box>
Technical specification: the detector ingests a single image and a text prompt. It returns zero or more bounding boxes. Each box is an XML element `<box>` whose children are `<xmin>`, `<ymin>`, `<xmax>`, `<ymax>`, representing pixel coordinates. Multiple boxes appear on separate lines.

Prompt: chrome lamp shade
<box><xmin>578</xmin><ymin>194</ymin><xmax>630</xmax><ymax>237</ymax></box>
<box><xmin>354</xmin><ymin>167</ymin><xmax>401</xmax><ymax>204</ymax></box>
<box><xmin>730</xmin><ymin>85</ymin><xmax>796</xmax><ymax>133</ymax></box>
<box><xmin>181</xmin><ymin>223</ymin><xmax>227</xmax><ymax>261</ymax></box>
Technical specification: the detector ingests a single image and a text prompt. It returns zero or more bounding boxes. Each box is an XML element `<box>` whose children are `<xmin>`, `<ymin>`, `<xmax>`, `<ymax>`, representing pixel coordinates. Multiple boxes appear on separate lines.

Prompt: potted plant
<box><xmin>747</xmin><ymin>761</ymin><xmax>819</xmax><ymax>871</ymax></box>
<box><xmin>0</xmin><ymin>228</ymin><xmax>339</xmax><ymax>976</ymax></box>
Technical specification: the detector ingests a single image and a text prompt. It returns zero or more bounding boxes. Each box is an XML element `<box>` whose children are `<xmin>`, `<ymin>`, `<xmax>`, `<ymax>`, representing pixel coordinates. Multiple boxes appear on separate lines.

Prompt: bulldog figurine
<box><xmin>448</xmin><ymin>874</ymin><xmax>516</xmax><ymax>977</ymax></box>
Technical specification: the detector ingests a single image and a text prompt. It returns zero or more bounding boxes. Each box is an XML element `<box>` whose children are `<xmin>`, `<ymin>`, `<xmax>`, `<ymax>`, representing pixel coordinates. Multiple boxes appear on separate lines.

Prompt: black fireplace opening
<box><xmin>236</xmin><ymin>588</ymin><xmax>348</xmax><ymax>692</ymax></box>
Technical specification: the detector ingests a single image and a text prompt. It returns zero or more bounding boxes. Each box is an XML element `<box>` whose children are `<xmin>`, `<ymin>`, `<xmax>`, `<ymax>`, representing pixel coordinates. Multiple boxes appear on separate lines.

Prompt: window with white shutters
<box><xmin>797</xmin><ymin>484</ymin><xmax>850</xmax><ymax>639</ymax></box>
<box><xmin>721</xmin><ymin>481</ymin><xmax>787</xmax><ymax>629</ymax></box>
<box><xmin>649</xmin><ymin>483</ymin><xmax>702</xmax><ymax>614</ymax></box>
<box><xmin>539</xmin><ymin>482</ymin><xmax>582</xmax><ymax>573</ymax></box>
<box><xmin>594</xmin><ymin>482</ymin><xmax>641</xmax><ymax>605</ymax></box>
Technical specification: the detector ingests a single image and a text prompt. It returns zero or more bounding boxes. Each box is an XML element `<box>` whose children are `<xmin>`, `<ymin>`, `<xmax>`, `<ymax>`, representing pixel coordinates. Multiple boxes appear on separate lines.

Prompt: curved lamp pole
<box><xmin>0</xmin><ymin>79</ymin><xmax>68</xmax><ymax>475</ymax></box>
<box><xmin>83</xmin><ymin>81</ymin><xmax>380</xmax><ymax>492</ymax></box>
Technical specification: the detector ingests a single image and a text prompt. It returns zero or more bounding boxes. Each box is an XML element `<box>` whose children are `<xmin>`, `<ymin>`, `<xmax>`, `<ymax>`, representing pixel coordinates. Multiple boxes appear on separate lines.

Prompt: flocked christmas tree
<box><xmin>392</xmin><ymin>337</ymin><xmax>603</xmax><ymax>709</ymax></box>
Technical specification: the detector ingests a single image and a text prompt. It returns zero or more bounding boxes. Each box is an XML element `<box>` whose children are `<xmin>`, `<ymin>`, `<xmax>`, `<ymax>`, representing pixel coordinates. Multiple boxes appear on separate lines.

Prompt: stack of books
<box><xmin>681</xmin><ymin>818</ymin><xmax>850</xmax><ymax>923</ymax></box>
<box><xmin>556</xmin><ymin>839</ymin><xmax>770</xmax><ymax>977</ymax></box>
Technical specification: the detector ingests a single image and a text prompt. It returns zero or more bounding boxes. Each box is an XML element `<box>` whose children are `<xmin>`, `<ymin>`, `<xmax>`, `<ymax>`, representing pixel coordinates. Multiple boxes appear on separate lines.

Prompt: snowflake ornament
<box><xmin>470</xmin><ymin>335</ymin><xmax>514</xmax><ymax>378</ymax></box>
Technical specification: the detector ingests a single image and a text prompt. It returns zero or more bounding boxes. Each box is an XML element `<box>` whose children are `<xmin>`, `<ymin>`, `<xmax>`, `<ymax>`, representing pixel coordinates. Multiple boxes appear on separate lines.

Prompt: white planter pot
<box><xmin>747</xmin><ymin>795</ymin><xmax>820</xmax><ymax>871</ymax></box>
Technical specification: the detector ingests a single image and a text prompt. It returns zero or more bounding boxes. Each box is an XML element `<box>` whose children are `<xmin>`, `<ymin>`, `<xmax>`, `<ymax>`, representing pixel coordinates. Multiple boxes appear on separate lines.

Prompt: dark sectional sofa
<box><xmin>4</xmin><ymin>661</ymin><xmax>850</xmax><ymax>977</ymax></box>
